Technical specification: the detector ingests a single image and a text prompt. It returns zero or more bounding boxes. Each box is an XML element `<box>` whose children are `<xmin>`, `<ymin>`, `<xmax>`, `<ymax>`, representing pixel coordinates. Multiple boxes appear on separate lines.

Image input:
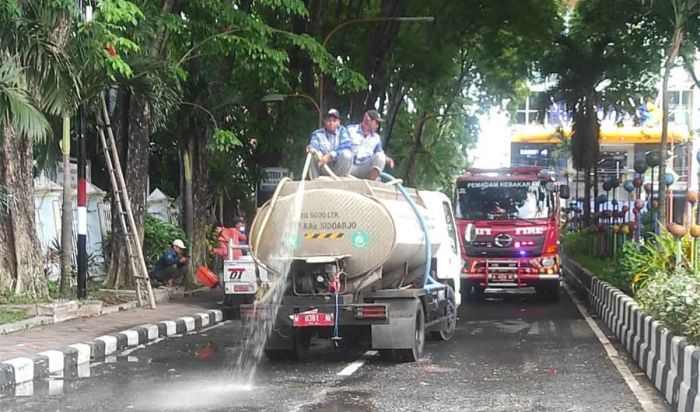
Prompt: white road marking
<box><xmin>563</xmin><ymin>282</ymin><xmax>665</xmax><ymax>412</ymax></box>
<box><xmin>337</xmin><ymin>350</ymin><xmax>377</xmax><ymax>376</ymax></box>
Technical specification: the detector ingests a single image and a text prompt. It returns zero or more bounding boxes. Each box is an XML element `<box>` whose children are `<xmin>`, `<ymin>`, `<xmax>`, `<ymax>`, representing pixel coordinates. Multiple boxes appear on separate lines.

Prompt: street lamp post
<box><xmin>318</xmin><ymin>16</ymin><xmax>434</xmax><ymax>116</ymax></box>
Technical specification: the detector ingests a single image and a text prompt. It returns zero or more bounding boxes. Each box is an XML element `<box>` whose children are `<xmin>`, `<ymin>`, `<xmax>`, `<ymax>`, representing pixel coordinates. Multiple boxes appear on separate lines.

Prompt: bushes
<box><xmin>565</xmin><ymin>228</ymin><xmax>700</xmax><ymax>343</ymax></box>
<box><xmin>143</xmin><ymin>215</ymin><xmax>187</xmax><ymax>265</ymax></box>
<box><xmin>561</xmin><ymin>231</ymin><xmax>632</xmax><ymax>294</ymax></box>
<box><xmin>636</xmin><ymin>268</ymin><xmax>700</xmax><ymax>344</ymax></box>
<box><xmin>104</xmin><ymin>215</ymin><xmax>187</xmax><ymax>268</ymax></box>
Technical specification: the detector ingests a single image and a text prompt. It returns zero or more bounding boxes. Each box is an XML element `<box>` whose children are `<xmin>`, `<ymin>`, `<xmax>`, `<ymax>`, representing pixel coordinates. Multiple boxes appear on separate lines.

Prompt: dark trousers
<box><xmin>151</xmin><ymin>264</ymin><xmax>188</xmax><ymax>284</ymax></box>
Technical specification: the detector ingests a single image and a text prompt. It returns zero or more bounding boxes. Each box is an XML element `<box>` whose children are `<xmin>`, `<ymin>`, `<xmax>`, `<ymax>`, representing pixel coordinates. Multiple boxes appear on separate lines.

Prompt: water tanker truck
<box><xmin>244</xmin><ymin>176</ymin><xmax>462</xmax><ymax>361</ymax></box>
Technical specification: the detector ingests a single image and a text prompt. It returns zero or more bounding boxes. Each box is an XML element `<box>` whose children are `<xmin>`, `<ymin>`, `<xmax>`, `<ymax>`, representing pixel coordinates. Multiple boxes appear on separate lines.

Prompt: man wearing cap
<box><xmin>307</xmin><ymin>108</ymin><xmax>353</xmax><ymax>178</ymax></box>
<box><xmin>347</xmin><ymin>110</ymin><xmax>395</xmax><ymax>181</ymax></box>
<box><xmin>150</xmin><ymin>239</ymin><xmax>190</xmax><ymax>287</ymax></box>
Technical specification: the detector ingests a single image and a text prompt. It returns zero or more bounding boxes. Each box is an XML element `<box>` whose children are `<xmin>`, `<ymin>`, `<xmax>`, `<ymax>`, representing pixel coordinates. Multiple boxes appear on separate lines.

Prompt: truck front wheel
<box><xmin>431</xmin><ymin>286</ymin><xmax>456</xmax><ymax>341</ymax></box>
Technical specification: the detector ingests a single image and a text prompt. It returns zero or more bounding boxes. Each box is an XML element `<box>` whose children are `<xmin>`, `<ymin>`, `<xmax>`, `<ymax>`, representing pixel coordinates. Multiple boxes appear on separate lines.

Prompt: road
<box><xmin>0</xmin><ymin>284</ymin><xmax>670</xmax><ymax>411</ymax></box>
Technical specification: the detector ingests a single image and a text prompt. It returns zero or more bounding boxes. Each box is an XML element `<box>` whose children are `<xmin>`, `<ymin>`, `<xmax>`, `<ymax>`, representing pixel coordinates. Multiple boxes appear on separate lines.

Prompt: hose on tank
<box><xmin>380</xmin><ymin>172</ymin><xmax>442</xmax><ymax>290</ymax></box>
<box><xmin>253</xmin><ymin>153</ymin><xmax>314</xmax><ymax>255</ymax></box>
<box><xmin>307</xmin><ymin>149</ymin><xmax>341</xmax><ymax>180</ymax></box>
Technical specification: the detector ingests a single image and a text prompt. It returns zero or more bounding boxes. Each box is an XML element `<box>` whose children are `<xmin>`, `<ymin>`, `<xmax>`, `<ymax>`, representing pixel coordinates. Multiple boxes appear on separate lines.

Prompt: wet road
<box><xmin>0</xmin><ymin>284</ymin><xmax>670</xmax><ymax>411</ymax></box>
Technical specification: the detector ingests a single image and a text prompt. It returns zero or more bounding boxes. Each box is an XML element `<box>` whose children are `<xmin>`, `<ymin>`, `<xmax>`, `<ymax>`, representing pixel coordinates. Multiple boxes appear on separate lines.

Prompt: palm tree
<box><xmin>0</xmin><ymin>4</ymin><xmax>77</xmax><ymax>296</ymax></box>
<box><xmin>541</xmin><ymin>35</ymin><xmax>615</xmax><ymax>226</ymax></box>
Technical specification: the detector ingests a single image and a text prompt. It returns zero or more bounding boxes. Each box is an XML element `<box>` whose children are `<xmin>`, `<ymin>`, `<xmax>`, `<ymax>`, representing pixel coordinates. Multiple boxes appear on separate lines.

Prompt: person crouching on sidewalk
<box><xmin>150</xmin><ymin>239</ymin><xmax>189</xmax><ymax>287</ymax></box>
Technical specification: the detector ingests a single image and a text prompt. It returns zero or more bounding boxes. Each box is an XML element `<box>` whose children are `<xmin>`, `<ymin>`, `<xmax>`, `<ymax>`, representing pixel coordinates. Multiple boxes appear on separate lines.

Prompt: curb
<box><xmin>0</xmin><ymin>309</ymin><xmax>223</xmax><ymax>390</ymax></box>
<box><xmin>562</xmin><ymin>254</ymin><xmax>700</xmax><ymax>412</ymax></box>
<box><xmin>0</xmin><ymin>287</ymin><xmax>211</xmax><ymax>336</ymax></box>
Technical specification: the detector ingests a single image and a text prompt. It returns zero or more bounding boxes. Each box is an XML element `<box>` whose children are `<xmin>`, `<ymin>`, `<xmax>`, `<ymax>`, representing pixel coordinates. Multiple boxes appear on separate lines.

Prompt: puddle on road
<box><xmin>301</xmin><ymin>390</ymin><xmax>376</xmax><ymax>412</ymax></box>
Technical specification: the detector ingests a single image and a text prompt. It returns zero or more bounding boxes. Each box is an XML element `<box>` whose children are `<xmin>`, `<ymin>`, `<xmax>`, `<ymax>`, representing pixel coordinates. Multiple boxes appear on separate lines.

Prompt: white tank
<box><xmin>249</xmin><ymin>178</ymin><xmax>440</xmax><ymax>290</ymax></box>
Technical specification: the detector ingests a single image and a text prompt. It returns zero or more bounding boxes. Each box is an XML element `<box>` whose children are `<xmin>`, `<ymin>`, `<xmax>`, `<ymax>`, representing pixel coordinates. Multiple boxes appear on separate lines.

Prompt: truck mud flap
<box><xmin>371</xmin><ymin>298</ymin><xmax>420</xmax><ymax>350</ymax></box>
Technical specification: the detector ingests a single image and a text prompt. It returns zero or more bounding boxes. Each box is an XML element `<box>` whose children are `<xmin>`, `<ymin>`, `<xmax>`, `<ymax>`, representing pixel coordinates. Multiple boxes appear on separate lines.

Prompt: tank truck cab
<box><xmin>243</xmin><ymin>178</ymin><xmax>462</xmax><ymax>362</ymax></box>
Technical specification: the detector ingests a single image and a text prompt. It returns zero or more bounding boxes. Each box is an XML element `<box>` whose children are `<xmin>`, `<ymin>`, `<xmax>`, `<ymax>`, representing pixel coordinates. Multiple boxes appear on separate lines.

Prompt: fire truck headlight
<box><xmin>541</xmin><ymin>258</ymin><xmax>555</xmax><ymax>268</ymax></box>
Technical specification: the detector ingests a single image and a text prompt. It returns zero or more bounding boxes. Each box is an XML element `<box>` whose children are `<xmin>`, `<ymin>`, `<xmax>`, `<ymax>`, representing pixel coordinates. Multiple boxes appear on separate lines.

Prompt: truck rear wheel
<box><xmin>431</xmin><ymin>286</ymin><xmax>456</xmax><ymax>341</ymax></box>
<box><xmin>396</xmin><ymin>302</ymin><xmax>425</xmax><ymax>362</ymax></box>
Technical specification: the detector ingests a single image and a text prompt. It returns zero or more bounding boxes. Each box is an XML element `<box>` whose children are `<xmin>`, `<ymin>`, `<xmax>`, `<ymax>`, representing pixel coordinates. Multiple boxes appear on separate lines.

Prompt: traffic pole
<box><xmin>77</xmin><ymin>105</ymin><xmax>87</xmax><ymax>299</ymax></box>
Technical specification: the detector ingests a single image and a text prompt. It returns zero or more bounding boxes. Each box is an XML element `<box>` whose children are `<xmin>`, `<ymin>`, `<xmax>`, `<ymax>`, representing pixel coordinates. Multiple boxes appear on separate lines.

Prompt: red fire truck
<box><xmin>454</xmin><ymin>167</ymin><xmax>569</xmax><ymax>301</ymax></box>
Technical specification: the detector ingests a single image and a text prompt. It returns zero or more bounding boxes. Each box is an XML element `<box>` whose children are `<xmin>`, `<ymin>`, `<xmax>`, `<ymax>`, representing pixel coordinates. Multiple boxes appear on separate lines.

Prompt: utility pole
<box><xmin>76</xmin><ymin>1</ymin><xmax>92</xmax><ymax>299</ymax></box>
<box><xmin>77</xmin><ymin>105</ymin><xmax>87</xmax><ymax>299</ymax></box>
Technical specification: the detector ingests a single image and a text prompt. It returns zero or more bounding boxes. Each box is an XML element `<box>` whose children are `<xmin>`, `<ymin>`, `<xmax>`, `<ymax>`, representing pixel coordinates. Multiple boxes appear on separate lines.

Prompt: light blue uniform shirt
<box><xmin>347</xmin><ymin>124</ymin><xmax>384</xmax><ymax>164</ymax></box>
<box><xmin>308</xmin><ymin>126</ymin><xmax>351</xmax><ymax>158</ymax></box>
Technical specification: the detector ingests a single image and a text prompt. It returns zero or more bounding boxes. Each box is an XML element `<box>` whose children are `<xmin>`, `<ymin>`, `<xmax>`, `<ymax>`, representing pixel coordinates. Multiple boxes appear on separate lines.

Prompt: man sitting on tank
<box><xmin>307</xmin><ymin>108</ymin><xmax>353</xmax><ymax>178</ymax></box>
<box><xmin>346</xmin><ymin>110</ymin><xmax>395</xmax><ymax>181</ymax></box>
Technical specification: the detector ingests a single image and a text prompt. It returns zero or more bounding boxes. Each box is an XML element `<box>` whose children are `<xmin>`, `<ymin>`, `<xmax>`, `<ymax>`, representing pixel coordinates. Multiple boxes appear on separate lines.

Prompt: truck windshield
<box><xmin>454</xmin><ymin>180</ymin><xmax>553</xmax><ymax>220</ymax></box>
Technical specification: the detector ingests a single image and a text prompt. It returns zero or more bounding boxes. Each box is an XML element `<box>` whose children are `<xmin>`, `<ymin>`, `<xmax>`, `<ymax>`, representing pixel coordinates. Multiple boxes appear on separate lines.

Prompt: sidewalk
<box><xmin>0</xmin><ymin>289</ymin><xmax>220</xmax><ymax>362</ymax></box>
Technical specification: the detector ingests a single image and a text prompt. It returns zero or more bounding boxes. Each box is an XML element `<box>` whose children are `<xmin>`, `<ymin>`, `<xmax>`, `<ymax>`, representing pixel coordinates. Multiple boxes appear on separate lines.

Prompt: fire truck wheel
<box><xmin>462</xmin><ymin>281</ymin><xmax>484</xmax><ymax>302</ymax></box>
<box><xmin>536</xmin><ymin>283</ymin><xmax>559</xmax><ymax>302</ymax></box>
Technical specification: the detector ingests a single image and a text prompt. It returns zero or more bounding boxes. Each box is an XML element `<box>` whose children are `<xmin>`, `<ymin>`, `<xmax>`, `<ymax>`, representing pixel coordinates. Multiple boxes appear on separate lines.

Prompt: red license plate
<box><xmin>493</xmin><ymin>273</ymin><xmax>515</xmax><ymax>281</ymax></box>
<box><xmin>293</xmin><ymin>312</ymin><xmax>334</xmax><ymax>327</ymax></box>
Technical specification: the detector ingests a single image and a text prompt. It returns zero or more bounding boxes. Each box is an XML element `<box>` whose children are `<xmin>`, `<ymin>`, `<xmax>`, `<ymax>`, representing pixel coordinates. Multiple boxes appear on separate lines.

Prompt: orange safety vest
<box><xmin>212</xmin><ymin>227</ymin><xmax>247</xmax><ymax>259</ymax></box>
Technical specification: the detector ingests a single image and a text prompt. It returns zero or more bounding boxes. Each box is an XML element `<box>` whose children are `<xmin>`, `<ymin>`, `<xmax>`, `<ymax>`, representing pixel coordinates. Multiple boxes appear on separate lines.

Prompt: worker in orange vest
<box><xmin>212</xmin><ymin>216</ymin><xmax>247</xmax><ymax>260</ymax></box>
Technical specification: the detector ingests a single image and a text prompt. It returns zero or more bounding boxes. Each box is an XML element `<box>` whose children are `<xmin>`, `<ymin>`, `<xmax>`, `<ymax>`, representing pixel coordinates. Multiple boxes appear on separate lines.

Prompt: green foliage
<box><xmin>618</xmin><ymin>229</ymin><xmax>691</xmax><ymax>291</ymax></box>
<box><xmin>0</xmin><ymin>52</ymin><xmax>50</xmax><ymax>143</ymax></box>
<box><xmin>77</xmin><ymin>0</ymin><xmax>144</xmax><ymax>80</ymax></box>
<box><xmin>636</xmin><ymin>268</ymin><xmax>700</xmax><ymax>344</ymax></box>
<box><xmin>561</xmin><ymin>231</ymin><xmax>631</xmax><ymax>293</ymax></box>
<box><xmin>0</xmin><ymin>308</ymin><xmax>30</xmax><ymax>325</ymax></box>
<box><xmin>143</xmin><ymin>214</ymin><xmax>186</xmax><ymax>266</ymax></box>
<box><xmin>210</xmin><ymin>129</ymin><xmax>242</xmax><ymax>152</ymax></box>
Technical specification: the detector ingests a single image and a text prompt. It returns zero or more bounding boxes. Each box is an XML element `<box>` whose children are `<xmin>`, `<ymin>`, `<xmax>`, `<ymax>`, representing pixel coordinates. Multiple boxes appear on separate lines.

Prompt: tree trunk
<box><xmin>583</xmin><ymin>166</ymin><xmax>591</xmax><ymax>226</ymax></box>
<box><xmin>593</xmin><ymin>163</ymin><xmax>599</xmax><ymax>225</ymax></box>
<box><xmin>0</xmin><ymin>123</ymin><xmax>47</xmax><ymax>296</ymax></box>
<box><xmin>105</xmin><ymin>92</ymin><xmax>151</xmax><ymax>289</ymax></box>
<box><xmin>182</xmin><ymin>144</ymin><xmax>195</xmax><ymax>287</ymax></box>
<box><xmin>59</xmin><ymin>115</ymin><xmax>73</xmax><ymax>297</ymax></box>
<box><xmin>349</xmin><ymin>0</ymin><xmax>407</xmax><ymax>120</ymax></box>
<box><xmin>401</xmin><ymin>112</ymin><xmax>429</xmax><ymax>186</ymax></box>
<box><xmin>383</xmin><ymin>82</ymin><xmax>405</xmax><ymax>152</ymax></box>
<box><xmin>181</xmin><ymin>129</ymin><xmax>213</xmax><ymax>289</ymax></box>
<box><xmin>658</xmin><ymin>27</ymin><xmax>683</xmax><ymax>230</ymax></box>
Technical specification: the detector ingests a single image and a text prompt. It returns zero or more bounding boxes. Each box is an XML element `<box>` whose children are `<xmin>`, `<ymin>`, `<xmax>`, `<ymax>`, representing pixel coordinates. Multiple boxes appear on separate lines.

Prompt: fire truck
<box><xmin>454</xmin><ymin>167</ymin><xmax>569</xmax><ymax>301</ymax></box>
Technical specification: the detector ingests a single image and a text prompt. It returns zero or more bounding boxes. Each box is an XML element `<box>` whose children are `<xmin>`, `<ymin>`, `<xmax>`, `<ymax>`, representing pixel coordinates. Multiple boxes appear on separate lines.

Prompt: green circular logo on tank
<box><xmin>350</xmin><ymin>230</ymin><xmax>370</xmax><ymax>248</ymax></box>
<box><xmin>283</xmin><ymin>233</ymin><xmax>302</xmax><ymax>250</ymax></box>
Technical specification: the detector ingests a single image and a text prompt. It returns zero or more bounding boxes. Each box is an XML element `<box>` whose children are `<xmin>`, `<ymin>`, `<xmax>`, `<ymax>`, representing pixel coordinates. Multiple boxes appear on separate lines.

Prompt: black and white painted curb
<box><xmin>563</xmin><ymin>255</ymin><xmax>699</xmax><ymax>412</ymax></box>
<box><xmin>0</xmin><ymin>309</ymin><xmax>223</xmax><ymax>390</ymax></box>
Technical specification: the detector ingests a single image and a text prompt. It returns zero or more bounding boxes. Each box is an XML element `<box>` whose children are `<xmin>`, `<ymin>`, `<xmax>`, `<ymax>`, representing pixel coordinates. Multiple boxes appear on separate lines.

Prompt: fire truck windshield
<box><xmin>455</xmin><ymin>180</ymin><xmax>553</xmax><ymax>220</ymax></box>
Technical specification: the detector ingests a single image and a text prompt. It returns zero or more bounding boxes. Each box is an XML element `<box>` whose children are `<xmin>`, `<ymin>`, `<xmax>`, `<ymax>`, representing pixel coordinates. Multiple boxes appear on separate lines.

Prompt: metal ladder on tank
<box><xmin>95</xmin><ymin>94</ymin><xmax>156</xmax><ymax>309</ymax></box>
